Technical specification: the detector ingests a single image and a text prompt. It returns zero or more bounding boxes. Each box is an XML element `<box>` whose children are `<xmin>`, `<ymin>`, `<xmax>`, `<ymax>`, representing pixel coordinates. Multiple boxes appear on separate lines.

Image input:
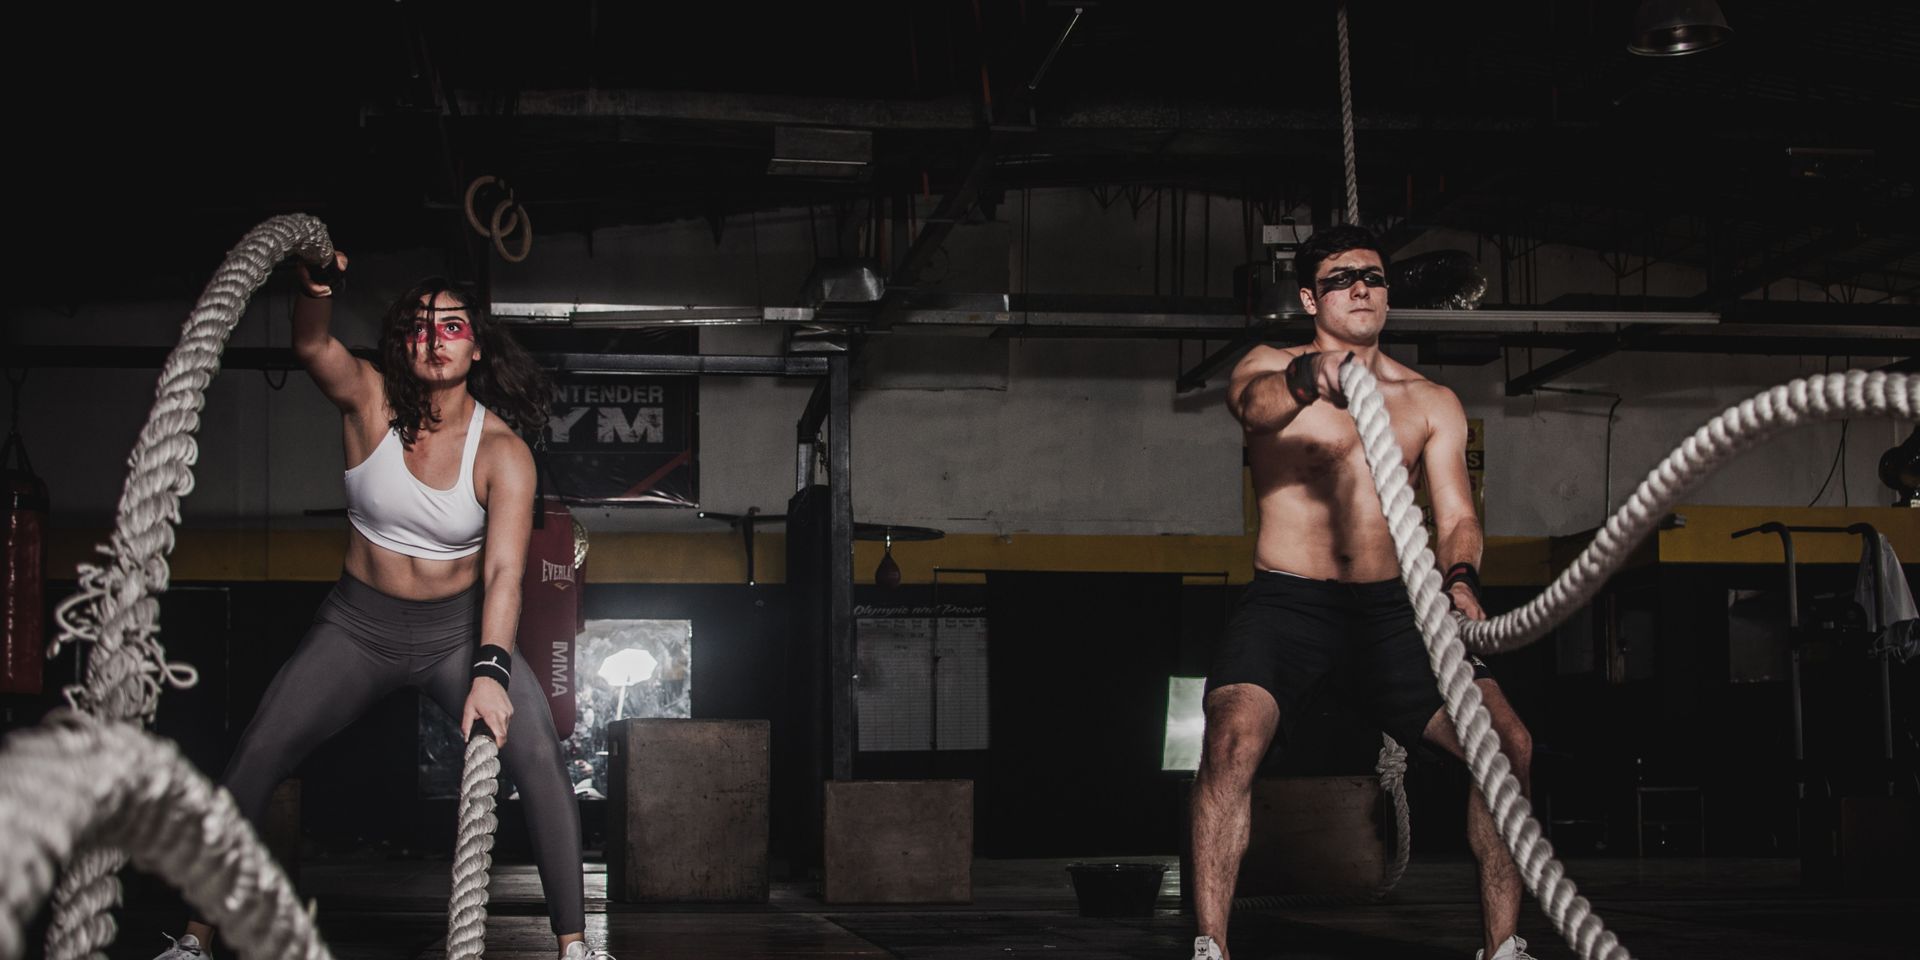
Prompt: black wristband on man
<box><xmin>1442</xmin><ymin>562</ymin><xmax>1481</xmax><ymax>606</ymax></box>
<box><xmin>471</xmin><ymin>644</ymin><xmax>512</xmax><ymax>690</ymax></box>
<box><xmin>1284</xmin><ymin>352</ymin><xmax>1321</xmax><ymax>406</ymax></box>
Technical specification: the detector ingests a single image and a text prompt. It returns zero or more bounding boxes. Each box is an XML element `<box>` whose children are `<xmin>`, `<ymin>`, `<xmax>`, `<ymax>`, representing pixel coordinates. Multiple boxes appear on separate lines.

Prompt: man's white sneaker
<box><xmin>152</xmin><ymin>934</ymin><xmax>207</xmax><ymax>960</ymax></box>
<box><xmin>1191</xmin><ymin>935</ymin><xmax>1224</xmax><ymax>959</ymax></box>
<box><xmin>1476</xmin><ymin>935</ymin><xmax>1534</xmax><ymax>960</ymax></box>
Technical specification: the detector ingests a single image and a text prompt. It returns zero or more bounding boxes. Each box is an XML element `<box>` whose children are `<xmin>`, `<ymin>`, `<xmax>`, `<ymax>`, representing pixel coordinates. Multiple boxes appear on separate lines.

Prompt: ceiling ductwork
<box><xmin>767</xmin><ymin>126</ymin><xmax>873</xmax><ymax>180</ymax></box>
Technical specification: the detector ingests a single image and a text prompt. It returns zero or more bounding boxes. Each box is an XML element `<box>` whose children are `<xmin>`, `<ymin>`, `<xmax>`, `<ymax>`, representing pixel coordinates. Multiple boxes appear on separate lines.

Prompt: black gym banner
<box><xmin>537</xmin><ymin>370</ymin><xmax>698</xmax><ymax>507</ymax></box>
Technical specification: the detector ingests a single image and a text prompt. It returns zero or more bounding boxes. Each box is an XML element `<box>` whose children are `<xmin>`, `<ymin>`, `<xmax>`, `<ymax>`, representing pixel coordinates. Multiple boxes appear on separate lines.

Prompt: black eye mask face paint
<box><xmin>1315</xmin><ymin>267</ymin><xmax>1388</xmax><ymax>297</ymax></box>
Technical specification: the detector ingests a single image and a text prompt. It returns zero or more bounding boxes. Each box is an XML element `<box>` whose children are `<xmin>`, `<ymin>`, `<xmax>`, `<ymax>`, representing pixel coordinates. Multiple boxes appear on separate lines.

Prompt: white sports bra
<box><xmin>343</xmin><ymin>403</ymin><xmax>489</xmax><ymax>560</ymax></box>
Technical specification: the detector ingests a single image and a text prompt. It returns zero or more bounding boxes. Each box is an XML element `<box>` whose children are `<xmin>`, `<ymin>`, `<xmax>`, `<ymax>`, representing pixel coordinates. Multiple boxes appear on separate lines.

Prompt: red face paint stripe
<box><xmin>408</xmin><ymin>320</ymin><xmax>474</xmax><ymax>344</ymax></box>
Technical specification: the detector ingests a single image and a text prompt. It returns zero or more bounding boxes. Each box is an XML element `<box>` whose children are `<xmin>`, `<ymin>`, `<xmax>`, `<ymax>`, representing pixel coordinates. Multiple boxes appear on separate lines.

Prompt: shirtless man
<box><xmin>1189</xmin><ymin>225</ymin><xmax>1535</xmax><ymax>960</ymax></box>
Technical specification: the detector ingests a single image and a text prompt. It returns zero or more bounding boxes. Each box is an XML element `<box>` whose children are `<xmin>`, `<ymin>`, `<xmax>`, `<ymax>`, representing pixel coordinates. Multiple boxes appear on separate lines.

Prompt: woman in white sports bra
<box><xmin>157</xmin><ymin>253</ymin><xmax>601</xmax><ymax>960</ymax></box>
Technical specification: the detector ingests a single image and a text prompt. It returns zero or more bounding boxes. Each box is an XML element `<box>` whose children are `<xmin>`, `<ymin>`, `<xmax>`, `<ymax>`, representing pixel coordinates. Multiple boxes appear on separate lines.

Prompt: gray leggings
<box><xmin>221</xmin><ymin>573</ymin><xmax>584</xmax><ymax>935</ymax></box>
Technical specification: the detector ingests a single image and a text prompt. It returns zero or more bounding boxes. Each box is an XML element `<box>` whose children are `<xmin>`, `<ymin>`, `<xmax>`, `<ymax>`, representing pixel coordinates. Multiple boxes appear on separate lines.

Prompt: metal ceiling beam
<box><xmin>1424</xmin><ymin>167</ymin><xmax>1920</xmax><ymax>246</ymax></box>
<box><xmin>536</xmin><ymin>353</ymin><xmax>829</xmax><ymax>377</ymax></box>
<box><xmin>4</xmin><ymin>346</ymin><xmax>366</xmax><ymax>370</ymax></box>
<box><xmin>450</xmin><ymin>89</ymin><xmax>983</xmax><ymax>130</ymax></box>
<box><xmin>1177</xmin><ymin>334</ymin><xmax>1263</xmax><ymax>393</ymax></box>
<box><xmin>1456</xmin><ymin>332</ymin><xmax>1915</xmax><ymax>357</ymax></box>
<box><xmin>5</xmin><ymin>346</ymin><xmax>833</xmax><ymax>378</ymax></box>
<box><xmin>869</xmin><ymin>137</ymin><xmax>996</xmax><ymax>330</ymax></box>
<box><xmin>1376</xmin><ymin>172</ymin><xmax>1519</xmax><ymax>255</ymax></box>
<box><xmin>1001</xmin><ymin>326</ymin><xmax>1914</xmax><ymax>357</ymax></box>
<box><xmin>1504</xmin><ymin>228</ymin><xmax>1871</xmax><ymax>395</ymax></box>
<box><xmin>896</xmin><ymin>295</ymin><xmax>1721</xmax><ymax>330</ymax></box>
<box><xmin>437</xmin><ymin>89</ymin><xmax>1545</xmax><ymax>135</ymax></box>
<box><xmin>1543</xmin><ymin>296</ymin><xmax>1919</xmax><ymax>327</ymax></box>
<box><xmin>1818</xmin><ymin>237</ymin><xmax>1920</xmax><ymax>287</ymax></box>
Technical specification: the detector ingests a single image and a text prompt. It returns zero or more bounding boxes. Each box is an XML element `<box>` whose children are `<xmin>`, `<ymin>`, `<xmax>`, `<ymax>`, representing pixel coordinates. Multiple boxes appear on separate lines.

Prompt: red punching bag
<box><xmin>2</xmin><ymin>424</ymin><xmax>48</xmax><ymax>696</ymax></box>
<box><xmin>520</xmin><ymin>498</ymin><xmax>581</xmax><ymax>738</ymax></box>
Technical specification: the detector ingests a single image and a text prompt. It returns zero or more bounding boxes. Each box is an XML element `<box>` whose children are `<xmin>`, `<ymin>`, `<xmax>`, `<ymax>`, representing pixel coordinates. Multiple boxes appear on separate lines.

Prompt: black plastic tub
<box><xmin>1065</xmin><ymin>862</ymin><xmax>1168</xmax><ymax>917</ymax></box>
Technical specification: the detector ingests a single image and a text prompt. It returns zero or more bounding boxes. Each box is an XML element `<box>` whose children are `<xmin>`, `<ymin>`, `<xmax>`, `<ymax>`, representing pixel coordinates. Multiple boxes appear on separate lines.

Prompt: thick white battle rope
<box><xmin>44</xmin><ymin>848</ymin><xmax>127</xmax><ymax>960</ymax></box>
<box><xmin>1373</xmin><ymin>734</ymin><xmax>1411</xmax><ymax>894</ymax></box>
<box><xmin>0</xmin><ymin>713</ymin><xmax>332</xmax><ymax>960</ymax></box>
<box><xmin>1462</xmin><ymin>371</ymin><xmax>1917</xmax><ymax>654</ymax></box>
<box><xmin>1230</xmin><ymin>734</ymin><xmax>1408</xmax><ymax>913</ymax></box>
<box><xmin>48</xmin><ymin>214</ymin><xmax>334</xmax><ymax>724</ymax></box>
<box><xmin>38</xmin><ymin>213</ymin><xmax>335</xmax><ymax>960</ymax></box>
<box><xmin>1342</xmin><ymin>360</ymin><xmax>1630</xmax><ymax>960</ymax></box>
<box><xmin>448</xmin><ymin>735</ymin><xmax>502</xmax><ymax>960</ymax></box>
<box><xmin>1339</xmin><ymin>366</ymin><xmax>1917</xmax><ymax>960</ymax></box>
<box><xmin>18</xmin><ymin>214</ymin><xmax>507</xmax><ymax>960</ymax></box>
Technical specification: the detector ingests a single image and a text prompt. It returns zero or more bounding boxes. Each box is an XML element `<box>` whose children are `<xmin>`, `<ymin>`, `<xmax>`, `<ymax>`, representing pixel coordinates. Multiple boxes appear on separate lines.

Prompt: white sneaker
<box><xmin>1476</xmin><ymin>935</ymin><xmax>1534</xmax><ymax>960</ymax></box>
<box><xmin>1191</xmin><ymin>935</ymin><xmax>1224</xmax><ymax>959</ymax></box>
<box><xmin>561</xmin><ymin>942</ymin><xmax>614</xmax><ymax>960</ymax></box>
<box><xmin>153</xmin><ymin>934</ymin><xmax>207</xmax><ymax>960</ymax></box>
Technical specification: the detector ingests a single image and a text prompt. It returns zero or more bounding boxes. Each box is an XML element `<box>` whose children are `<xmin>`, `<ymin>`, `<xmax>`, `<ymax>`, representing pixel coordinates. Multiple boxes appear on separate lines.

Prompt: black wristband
<box><xmin>1284</xmin><ymin>352</ymin><xmax>1321</xmax><ymax>406</ymax></box>
<box><xmin>308</xmin><ymin>257</ymin><xmax>344</xmax><ymax>287</ymax></box>
<box><xmin>300</xmin><ymin>258</ymin><xmax>344</xmax><ymax>298</ymax></box>
<box><xmin>471</xmin><ymin>644</ymin><xmax>512</xmax><ymax>689</ymax></box>
<box><xmin>1442</xmin><ymin>562</ymin><xmax>1482</xmax><ymax>603</ymax></box>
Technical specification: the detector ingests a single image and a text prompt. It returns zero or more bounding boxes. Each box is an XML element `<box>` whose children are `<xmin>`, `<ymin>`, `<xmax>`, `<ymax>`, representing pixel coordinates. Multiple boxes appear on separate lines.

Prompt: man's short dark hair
<box><xmin>1295</xmin><ymin>224</ymin><xmax>1391</xmax><ymax>291</ymax></box>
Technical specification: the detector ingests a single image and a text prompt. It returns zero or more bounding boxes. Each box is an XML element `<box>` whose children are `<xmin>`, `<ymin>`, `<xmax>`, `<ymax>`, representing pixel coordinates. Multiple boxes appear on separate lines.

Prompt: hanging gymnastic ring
<box><xmin>491</xmin><ymin>199</ymin><xmax>532</xmax><ymax>263</ymax></box>
<box><xmin>465</xmin><ymin>175</ymin><xmax>520</xmax><ymax>238</ymax></box>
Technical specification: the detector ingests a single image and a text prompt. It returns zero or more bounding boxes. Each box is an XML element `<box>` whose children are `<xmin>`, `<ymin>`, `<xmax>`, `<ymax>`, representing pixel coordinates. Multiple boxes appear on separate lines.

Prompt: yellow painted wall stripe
<box><xmin>47</xmin><ymin>528</ymin><xmax>1546</xmax><ymax>586</ymax></box>
<box><xmin>1656</xmin><ymin>505</ymin><xmax>1920</xmax><ymax>565</ymax></box>
<box><xmin>42</xmin><ymin>505</ymin><xmax>1910</xmax><ymax>587</ymax></box>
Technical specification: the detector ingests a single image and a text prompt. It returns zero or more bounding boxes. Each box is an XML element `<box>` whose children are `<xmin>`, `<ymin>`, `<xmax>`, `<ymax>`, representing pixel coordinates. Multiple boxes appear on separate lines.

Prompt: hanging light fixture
<box><xmin>1628</xmin><ymin>0</ymin><xmax>1733</xmax><ymax>56</ymax></box>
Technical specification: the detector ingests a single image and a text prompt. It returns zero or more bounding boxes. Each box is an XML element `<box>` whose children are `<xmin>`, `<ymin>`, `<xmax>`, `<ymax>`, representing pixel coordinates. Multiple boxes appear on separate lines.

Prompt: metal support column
<box><xmin>827</xmin><ymin>355</ymin><xmax>856</xmax><ymax>780</ymax></box>
<box><xmin>796</xmin><ymin>377</ymin><xmax>829</xmax><ymax>493</ymax></box>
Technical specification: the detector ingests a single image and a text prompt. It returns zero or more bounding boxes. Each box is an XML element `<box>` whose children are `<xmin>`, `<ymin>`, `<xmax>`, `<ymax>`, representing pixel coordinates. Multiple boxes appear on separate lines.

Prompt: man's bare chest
<box><xmin>1255</xmin><ymin>399</ymin><xmax>1427</xmax><ymax>480</ymax></box>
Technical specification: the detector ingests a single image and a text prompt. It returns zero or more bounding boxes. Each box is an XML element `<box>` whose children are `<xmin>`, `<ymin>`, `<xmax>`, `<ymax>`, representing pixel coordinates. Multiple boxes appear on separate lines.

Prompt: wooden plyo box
<box><xmin>1181</xmin><ymin>776</ymin><xmax>1387</xmax><ymax>907</ymax></box>
<box><xmin>824</xmin><ymin>780</ymin><xmax>973</xmax><ymax>904</ymax></box>
<box><xmin>607</xmin><ymin>719</ymin><xmax>771</xmax><ymax>902</ymax></box>
<box><xmin>1240</xmin><ymin>776</ymin><xmax>1386</xmax><ymax>895</ymax></box>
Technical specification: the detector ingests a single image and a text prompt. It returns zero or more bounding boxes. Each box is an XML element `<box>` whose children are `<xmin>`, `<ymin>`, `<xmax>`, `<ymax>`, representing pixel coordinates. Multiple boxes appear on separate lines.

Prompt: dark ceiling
<box><xmin>10</xmin><ymin>0</ymin><xmax>1920</xmax><ymax>306</ymax></box>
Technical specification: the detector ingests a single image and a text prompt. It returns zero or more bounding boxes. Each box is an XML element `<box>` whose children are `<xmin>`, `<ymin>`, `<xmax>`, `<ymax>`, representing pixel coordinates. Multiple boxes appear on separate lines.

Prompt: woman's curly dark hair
<box><xmin>378</xmin><ymin>278</ymin><xmax>551</xmax><ymax>445</ymax></box>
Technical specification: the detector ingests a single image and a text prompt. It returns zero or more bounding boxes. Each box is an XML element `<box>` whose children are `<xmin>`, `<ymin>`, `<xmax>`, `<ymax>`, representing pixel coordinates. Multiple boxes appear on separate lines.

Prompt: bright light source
<box><xmin>599</xmin><ymin>647</ymin><xmax>661</xmax><ymax>722</ymax></box>
<box><xmin>598</xmin><ymin>648</ymin><xmax>659</xmax><ymax>688</ymax></box>
<box><xmin>1162</xmin><ymin>677</ymin><xmax>1207</xmax><ymax>772</ymax></box>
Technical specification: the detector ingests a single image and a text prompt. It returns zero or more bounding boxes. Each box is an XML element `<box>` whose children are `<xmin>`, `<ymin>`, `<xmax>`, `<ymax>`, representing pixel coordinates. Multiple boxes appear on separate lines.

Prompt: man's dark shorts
<box><xmin>1206</xmin><ymin>569</ymin><xmax>1491</xmax><ymax>748</ymax></box>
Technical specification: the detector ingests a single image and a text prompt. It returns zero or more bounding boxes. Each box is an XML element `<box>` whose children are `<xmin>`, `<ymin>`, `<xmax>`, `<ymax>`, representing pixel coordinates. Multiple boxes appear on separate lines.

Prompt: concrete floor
<box><xmin>89</xmin><ymin>856</ymin><xmax>1914</xmax><ymax>960</ymax></box>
